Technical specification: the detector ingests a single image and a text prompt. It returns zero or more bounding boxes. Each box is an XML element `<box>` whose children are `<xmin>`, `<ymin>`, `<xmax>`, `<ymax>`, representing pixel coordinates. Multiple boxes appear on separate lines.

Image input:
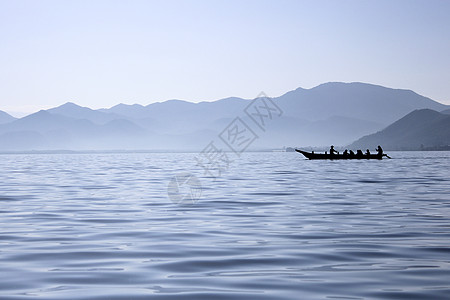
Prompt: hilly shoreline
<box><xmin>1</xmin><ymin>82</ymin><xmax>449</xmax><ymax>151</ymax></box>
<box><xmin>348</xmin><ymin>109</ymin><xmax>450</xmax><ymax>151</ymax></box>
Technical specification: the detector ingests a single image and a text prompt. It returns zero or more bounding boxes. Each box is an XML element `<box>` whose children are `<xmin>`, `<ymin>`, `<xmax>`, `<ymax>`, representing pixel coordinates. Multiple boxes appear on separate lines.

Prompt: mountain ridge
<box><xmin>0</xmin><ymin>110</ymin><xmax>17</xmax><ymax>124</ymax></box>
<box><xmin>1</xmin><ymin>82</ymin><xmax>449</xmax><ymax>150</ymax></box>
<box><xmin>48</xmin><ymin>102</ymin><xmax>126</xmax><ymax>125</ymax></box>
<box><xmin>348</xmin><ymin>109</ymin><xmax>450</xmax><ymax>150</ymax></box>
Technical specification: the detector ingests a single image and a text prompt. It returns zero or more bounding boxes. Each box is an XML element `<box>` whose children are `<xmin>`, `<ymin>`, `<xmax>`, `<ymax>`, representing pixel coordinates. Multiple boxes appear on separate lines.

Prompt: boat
<box><xmin>295</xmin><ymin>149</ymin><xmax>386</xmax><ymax>160</ymax></box>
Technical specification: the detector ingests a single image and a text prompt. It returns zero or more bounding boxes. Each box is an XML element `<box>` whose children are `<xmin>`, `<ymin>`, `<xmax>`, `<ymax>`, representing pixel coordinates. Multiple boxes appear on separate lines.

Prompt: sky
<box><xmin>1</xmin><ymin>0</ymin><xmax>450</xmax><ymax>116</ymax></box>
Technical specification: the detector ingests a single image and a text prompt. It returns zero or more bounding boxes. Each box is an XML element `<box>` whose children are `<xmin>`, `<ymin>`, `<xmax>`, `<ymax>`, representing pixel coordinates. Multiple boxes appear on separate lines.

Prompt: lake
<box><xmin>0</xmin><ymin>151</ymin><xmax>449</xmax><ymax>299</ymax></box>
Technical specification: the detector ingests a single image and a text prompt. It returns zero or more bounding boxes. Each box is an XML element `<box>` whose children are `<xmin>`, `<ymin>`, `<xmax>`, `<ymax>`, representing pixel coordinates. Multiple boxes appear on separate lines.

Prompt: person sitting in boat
<box><xmin>330</xmin><ymin>145</ymin><xmax>338</xmax><ymax>155</ymax></box>
<box><xmin>375</xmin><ymin>145</ymin><xmax>391</xmax><ymax>158</ymax></box>
<box><xmin>349</xmin><ymin>150</ymin><xmax>355</xmax><ymax>156</ymax></box>
<box><xmin>356</xmin><ymin>149</ymin><xmax>363</xmax><ymax>156</ymax></box>
<box><xmin>366</xmin><ymin>149</ymin><xmax>371</xmax><ymax>155</ymax></box>
<box><xmin>376</xmin><ymin>145</ymin><xmax>383</xmax><ymax>155</ymax></box>
<box><xmin>343</xmin><ymin>149</ymin><xmax>349</xmax><ymax>156</ymax></box>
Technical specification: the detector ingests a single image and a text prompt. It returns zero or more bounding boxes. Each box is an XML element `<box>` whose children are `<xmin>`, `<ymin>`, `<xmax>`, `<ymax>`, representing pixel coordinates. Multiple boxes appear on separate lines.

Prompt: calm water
<box><xmin>0</xmin><ymin>151</ymin><xmax>449</xmax><ymax>299</ymax></box>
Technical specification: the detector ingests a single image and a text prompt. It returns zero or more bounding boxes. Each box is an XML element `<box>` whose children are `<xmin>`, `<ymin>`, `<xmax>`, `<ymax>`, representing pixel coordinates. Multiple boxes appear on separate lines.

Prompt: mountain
<box><xmin>0</xmin><ymin>110</ymin><xmax>96</xmax><ymax>135</ymax></box>
<box><xmin>0</xmin><ymin>110</ymin><xmax>97</xmax><ymax>150</ymax></box>
<box><xmin>98</xmin><ymin>82</ymin><xmax>448</xmax><ymax>146</ymax></box>
<box><xmin>0</xmin><ymin>110</ymin><xmax>151</xmax><ymax>150</ymax></box>
<box><xmin>100</xmin><ymin>103</ymin><xmax>147</xmax><ymax>119</ymax></box>
<box><xmin>262</xmin><ymin>82</ymin><xmax>448</xmax><ymax>146</ymax></box>
<box><xmin>276</xmin><ymin>82</ymin><xmax>448</xmax><ymax>124</ymax></box>
<box><xmin>0</xmin><ymin>130</ymin><xmax>47</xmax><ymax>150</ymax></box>
<box><xmin>0</xmin><ymin>110</ymin><xmax>16</xmax><ymax>124</ymax></box>
<box><xmin>441</xmin><ymin>108</ymin><xmax>450</xmax><ymax>115</ymax></box>
<box><xmin>102</xmin><ymin>97</ymin><xmax>248</xmax><ymax>135</ymax></box>
<box><xmin>1</xmin><ymin>82</ymin><xmax>449</xmax><ymax>150</ymax></box>
<box><xmin>348</xmin><ymin>109</ymin><xmax>450</xmax><ymax>150</ymax></box>
<box><xmin>48</xmin><ymin>102</ymin><xmax>124</xmax><ymax>125</ymax></box>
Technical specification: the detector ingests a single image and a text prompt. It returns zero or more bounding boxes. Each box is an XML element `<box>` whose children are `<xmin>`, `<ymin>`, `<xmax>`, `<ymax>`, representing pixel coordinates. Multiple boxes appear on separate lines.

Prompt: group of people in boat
<box><xmin>327</xmin><ymin>145</ymin><xmax>385</xmax><ymax>157</ymax></box>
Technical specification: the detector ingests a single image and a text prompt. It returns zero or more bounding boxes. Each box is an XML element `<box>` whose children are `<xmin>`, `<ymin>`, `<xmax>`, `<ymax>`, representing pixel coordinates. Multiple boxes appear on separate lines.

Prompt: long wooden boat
<box><xmin>295</xmin><ymin>149</ymin><xmax>385</xmax><ymax>160</ymax></box>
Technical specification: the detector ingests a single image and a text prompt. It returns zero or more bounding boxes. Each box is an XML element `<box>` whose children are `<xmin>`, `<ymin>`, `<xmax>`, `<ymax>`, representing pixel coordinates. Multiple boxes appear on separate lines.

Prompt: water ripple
<box><xmin>0</xmin><ymin>151</ymin><xmax>449</xmax><ymax>299</ymax></box>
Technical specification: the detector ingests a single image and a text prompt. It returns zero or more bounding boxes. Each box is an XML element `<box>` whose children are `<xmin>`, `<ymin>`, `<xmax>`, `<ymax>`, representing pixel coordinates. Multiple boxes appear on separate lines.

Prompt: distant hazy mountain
<box><xmin>0</xmin><ymin>110</ymin><xmax>150</xmax><ymax>150</ymax></box>
<box><xmin>102</xmin><ymin>97</ymin><xmax>248</xmax><ymax>134</ymax></box>
<box><xmin>97</xmin><ymin>83</ymin><xmax>449</xmax><ymax>147</ymax></box>
<box><xmin>348</xmin><ymin>109</ymin><xmax>450</xmax><ymax>150</ymax></box>
<box><xmin>0</xmin><ymin>110</ymin><xmax>93</xmax><ymax>135</ymax></box>
<box><xmin>275</xmin><ymin>82</ymin><xmax>447</xmax><ymax>124</ymax></box>
<box><xmin>48</xmin><ymin>102</ymin><xmax>125</xmax><ymax>125</ymax></box>
<box><xmin>441</xmin><ymin>108</ymin><xmax>450</xmax><ymax>115</ymax></box>
<box><xmin>0</xmin><ymin>110</ymin><xmax>16</xmax><ymax>124</ymax></box>
<box><xmin>1</xmin><ymin>82</ymin><xmax>449</xmax><ymax>150</ymax></box>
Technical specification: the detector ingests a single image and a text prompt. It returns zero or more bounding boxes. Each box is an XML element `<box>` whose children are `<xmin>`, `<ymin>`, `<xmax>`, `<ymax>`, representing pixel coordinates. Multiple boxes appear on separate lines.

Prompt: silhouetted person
<box><xmin>349</xmin><ymin>150</ymin><xmax>355</xmax><ymax>156</ymax></box>
<box><xmin>343</xmin><ymin>149</ymin><xmax>349</xmax><ymax>156</ymax></box>
<box><xmin>375</xmin><ymin>145</ymin><xmax>391</xmax><ymax>158</ymax></box>
<box><xmin>330</xmin><ymin>145</ymin><xmax>338</xmax><ymax>155</ymax></box>
<box><xmin>366</xmin><ymin>149</ymin><xmax>371</xmax><ymax>155</ymax></box>
<box><xmin>376</xmin><ymin>145</ymin><xmax>383</xmax><ymax>155</ymax></box>
<box><xmin>356</xmin><ymin>149</ymin><xmax>363</xmax><ymax>157</ymax></box>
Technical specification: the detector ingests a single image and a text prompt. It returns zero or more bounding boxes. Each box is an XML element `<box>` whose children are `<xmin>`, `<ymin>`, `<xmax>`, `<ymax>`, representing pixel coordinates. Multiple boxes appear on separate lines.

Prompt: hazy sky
<box><xmin>1</xmin><ymin>0</ymin><xmax>450</xmax><ymax>116</ymax></box>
